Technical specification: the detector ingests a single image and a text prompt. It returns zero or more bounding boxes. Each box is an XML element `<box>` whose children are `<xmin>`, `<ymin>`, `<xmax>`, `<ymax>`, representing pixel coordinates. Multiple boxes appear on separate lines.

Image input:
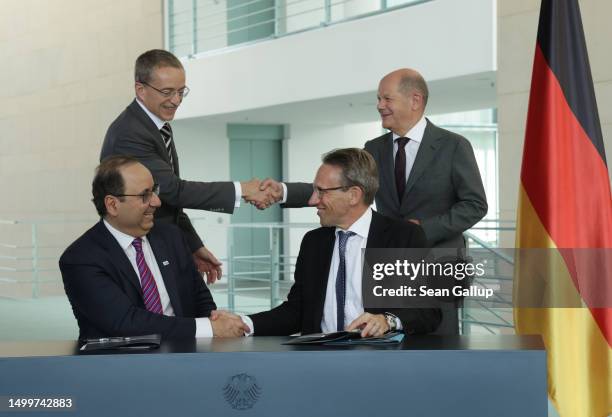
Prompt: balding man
<box><xmin>261</xmin><ymin>69</ymin><xmax>488</xmax><ymax>333</ymax></box>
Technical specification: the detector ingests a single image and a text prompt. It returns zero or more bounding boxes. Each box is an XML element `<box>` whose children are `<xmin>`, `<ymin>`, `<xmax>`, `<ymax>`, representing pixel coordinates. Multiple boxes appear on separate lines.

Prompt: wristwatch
<box><xmin>384</xmin><ymin>312</ymin><xmax>399</xmax><ymax>332</ymax></box>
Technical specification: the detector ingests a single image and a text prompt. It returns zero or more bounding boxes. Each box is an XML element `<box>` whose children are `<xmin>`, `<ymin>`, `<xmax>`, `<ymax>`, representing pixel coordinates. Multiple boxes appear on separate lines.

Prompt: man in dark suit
<box><xmin>260</xmin><ymin>69</ymin><xmax>487</xmax><ymax>333</ymax></box>
<box><xmin>238</xmin><ymin>148</ymin><xmax>440</xmax><ymax>336</ymax></box>
<box><xmin>60</xmin><ymin>156</ymin><xmax>249</xmax><ymax>340</ymax></box>
<box><xmin>101</xmin><ymin>49</ymin><xmax>272</xmax><ymax>284</ymax></box>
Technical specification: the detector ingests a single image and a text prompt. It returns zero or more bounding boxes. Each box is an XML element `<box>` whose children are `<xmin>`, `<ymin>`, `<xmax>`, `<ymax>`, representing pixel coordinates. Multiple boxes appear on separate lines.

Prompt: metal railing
<box><xmin>167</xmin><ymin>0</ymin><xmax>432</xmax><ymax>56</ymax></box>
<box><xmin>0</xmin><ymin>216</ymin><xmax>516</xmax><ymax>334</ymax></box>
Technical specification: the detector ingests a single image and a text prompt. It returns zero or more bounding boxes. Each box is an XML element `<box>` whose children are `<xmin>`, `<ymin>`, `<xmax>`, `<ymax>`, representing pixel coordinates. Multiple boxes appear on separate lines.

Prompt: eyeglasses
<box><xmin>312</xmin><ymin>185</ymin><xmax>349</xmax><ymax>198</ymax></box>
<box><xmin>140</xmin><ymin>81</ymin><xmax>190</xmax><ymax>99</ymax></box>
<box><xmin>112</xmin><ymin>184</ymin><xmax>160</xmax><ymax>204</ymax></box>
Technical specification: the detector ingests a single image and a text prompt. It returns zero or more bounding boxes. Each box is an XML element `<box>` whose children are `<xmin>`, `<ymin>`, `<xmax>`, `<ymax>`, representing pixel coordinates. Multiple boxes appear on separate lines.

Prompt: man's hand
<box><xmin>210</xmin><ymin>310</ymin><xmax>250</xmax><ymax>337</ymax></box>
<box><xmin>242</xmin><ymin>177</ymin><xmax>283</xmax><ymax>210</ymax></box>
<box><xmin>257</xmin><ymin>178</ymin><xmax>284</xmax><ymax>208</ymax></box>
<box><xmin>408</xmin><ymin>219</ymin><xmax>421</xmax><ymax>225</ymax></box>
<box><xmin>346</xmin><ymin>312</ymin><xmax>389</xmax><ymax>337</ymax></box>
<box><xmin>193</xmin><ymin>246</ymin><xmax>223</xmax><ymax>284</ymax></box>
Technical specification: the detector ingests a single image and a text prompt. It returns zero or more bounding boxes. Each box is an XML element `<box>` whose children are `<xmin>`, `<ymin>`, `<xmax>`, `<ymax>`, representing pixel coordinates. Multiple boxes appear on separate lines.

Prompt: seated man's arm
<box><xmin>60</xmin><ymin>259</ymin><xmax>196</xmax><ymax>340</ymax></box>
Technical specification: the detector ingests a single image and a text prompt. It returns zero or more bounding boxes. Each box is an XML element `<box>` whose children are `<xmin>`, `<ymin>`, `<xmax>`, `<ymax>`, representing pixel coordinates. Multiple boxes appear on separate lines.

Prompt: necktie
<box><xmin>335</xmin><ymin>231</ymin><xmax>355</xmax><ymax>331</ymax></box>
<box><xmin>394</xmin><ymin>137</ymin><xmax>409</xmax><ymax>201</ymax></box>
<box><xmin>132</xmin><ymin>238</ymin><xmax>163</xmax><ymax>314</ymax></box>
<box><xmin>160</xmin><ymin>123</ymin><xmax>175</xmax><ymax>170</ymax></box>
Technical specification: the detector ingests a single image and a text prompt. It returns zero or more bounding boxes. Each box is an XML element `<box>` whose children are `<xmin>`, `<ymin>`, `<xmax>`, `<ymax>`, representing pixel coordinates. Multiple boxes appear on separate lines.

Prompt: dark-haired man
<box><xmin>101</xmin><ymin>49</ymin><xmax>274</xmax><ymax>284</ymax></box>
<box><xmin>60</xmin><ymin>156</ymin><xmax>249</xmax><ymax>340</ymax></box>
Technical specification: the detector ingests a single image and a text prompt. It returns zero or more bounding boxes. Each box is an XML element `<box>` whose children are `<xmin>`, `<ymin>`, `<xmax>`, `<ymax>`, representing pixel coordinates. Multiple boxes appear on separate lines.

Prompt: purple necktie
<box><xmin>132</xmin><ymin>238</ymin><xmax>163</xmax><ymax>314</ymax></box>
<box><xmin>395</xmin><ymin>137</ymin><xmax>410</xmax><ymax>200</ymax></box>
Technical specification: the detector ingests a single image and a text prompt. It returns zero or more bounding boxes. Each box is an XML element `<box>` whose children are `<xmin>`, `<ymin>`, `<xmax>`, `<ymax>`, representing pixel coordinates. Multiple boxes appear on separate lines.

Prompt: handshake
<box><xmin>241</xmin><ymin>178</ymin><xmax>283</xmax><ymax>210</ymax></box>
<box><xmin>210</xmin><ymin>310</ymin><xmax>251</xmax><ymax>337</ymax></box>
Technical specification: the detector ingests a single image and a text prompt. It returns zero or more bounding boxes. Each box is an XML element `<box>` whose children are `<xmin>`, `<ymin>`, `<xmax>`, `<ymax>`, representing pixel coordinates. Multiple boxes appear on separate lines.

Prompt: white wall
<box><xmin>177</xmin><ymin>0</ymin><xmax>496</xmax><ymax>119</ymax></box>
<box><xmin>0</xmin><ymin>0</ymin><xmax>163</xmax><ymax>299</ymax></box>
<box><xmin>0</xmin><ymin>0</ymin><xmax>163</xmax><ymax>223</ymax></box>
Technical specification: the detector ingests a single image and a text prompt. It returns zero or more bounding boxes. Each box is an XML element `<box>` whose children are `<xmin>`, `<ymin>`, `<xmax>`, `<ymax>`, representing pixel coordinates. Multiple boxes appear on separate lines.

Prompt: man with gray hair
<box><xmin>238</xmin><ymin>148</ymin><xmax>441</xmax><ymax>336</ymax></box>
<box><xmin>260</xmin><ymin>69</ymin><xmax>487</xmax><ymax>333</ymax></box>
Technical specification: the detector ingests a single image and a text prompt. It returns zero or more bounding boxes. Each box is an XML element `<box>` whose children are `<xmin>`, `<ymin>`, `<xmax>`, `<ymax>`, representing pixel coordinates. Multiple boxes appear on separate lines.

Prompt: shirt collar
<box><xmin>135</xmin><ymin>98</ymin><xmax>166</xmax><ymax>131</ymax></box>
<box><xmin>103</xmin><ymin>219</ymin><xmax>149</xmax><ymax>251</ymax></box>
<box><xmin>392</xmin><ymin>115</ymin><xmax>427</xmax><ymax>144</ymax></box>
<box><xmin>335</xmin><ymin>208</ymin><xmax>372</xmax><ymax>240</ymax></box>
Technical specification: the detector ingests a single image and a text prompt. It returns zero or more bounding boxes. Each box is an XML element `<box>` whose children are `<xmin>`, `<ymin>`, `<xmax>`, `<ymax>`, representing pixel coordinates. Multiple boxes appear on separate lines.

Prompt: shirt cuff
<box><xmin>241</xmin><ymin>315</ymin><xmax>254</xmax><ymax>337</ymax></box>
<box><xmin>233</xmin><ymin>181</ymin><xmax>242</xmax><ymax>208</ymax></box>
<box><xmin>195</xmin><ymin>317</ymin><xmax>213</xmax><ymax>337</ymax></box>
<box><xmin>280</xmin><ymin>183</ymin><xmax>288</xmax><ymax>204</ymax></box>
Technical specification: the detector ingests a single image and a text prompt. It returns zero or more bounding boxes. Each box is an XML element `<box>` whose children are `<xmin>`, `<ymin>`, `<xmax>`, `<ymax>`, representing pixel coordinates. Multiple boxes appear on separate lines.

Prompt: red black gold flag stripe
<box><xmin>515</xmin><ymin>0</ymin><xmax>611</xmax><ymax>416</ymax></box>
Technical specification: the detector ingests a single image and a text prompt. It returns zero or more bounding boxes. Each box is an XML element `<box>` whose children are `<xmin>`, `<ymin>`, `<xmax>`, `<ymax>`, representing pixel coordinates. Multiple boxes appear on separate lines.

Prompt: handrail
<box><xmin>1</xmin><ymin>216</ymin><xmax>517</xmax><ymax>334</ymax></box>
<box><xmin>168</xmin><ymin>0</ymin><xmax>433</xmax><ymax>55</ymax></box>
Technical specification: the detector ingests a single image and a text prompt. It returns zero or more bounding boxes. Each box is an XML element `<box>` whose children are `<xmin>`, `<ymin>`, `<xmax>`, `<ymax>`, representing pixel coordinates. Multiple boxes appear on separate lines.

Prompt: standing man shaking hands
<box><xmin>101</xmin><ymin>50</ymin><xmax>274</xmax><ymax>284</ymax></box>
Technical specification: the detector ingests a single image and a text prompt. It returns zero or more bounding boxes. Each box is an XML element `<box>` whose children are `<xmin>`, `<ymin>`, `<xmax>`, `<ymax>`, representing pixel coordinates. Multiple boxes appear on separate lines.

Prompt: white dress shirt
<box><xmin>242</xmin><ymin>208</ymin><xmax>401</xmax><ymax>335</ymax></box>
<box><xmin>135</xmin><ymin>99</ymin><xmax>242</xmax><ymax>208</ymax></box>
<box><xmin>103</xmin><ymin>220</ymin><xmax>213</xmax><ymax>337</ymax></box>
<box><xmin>392</xmin><ymin>115</ymin><xmax>427</xmax><ymax>183</ymax></box>
<box><xmin>320</xmin><ymin>208</ymin><xmax>372</xmax><ymax>332</ymax></box>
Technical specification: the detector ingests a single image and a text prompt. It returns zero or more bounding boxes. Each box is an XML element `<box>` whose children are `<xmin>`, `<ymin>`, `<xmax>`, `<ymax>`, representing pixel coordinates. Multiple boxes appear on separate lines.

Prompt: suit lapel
<box><xmin>91</xmin><ymin>221</ymin><xmax>143</xmax><ymax>296</ymax></box>
<box><xmin>313</xmin><ymin>228</ymin><xmax>336</xmax><ymax>329</ymax></box>
<box><xmin>366</xmin><ymin>211</ymin><xmax>388</xmax><ymax>249</ymax></box>
<box><xmin>403</xmin><ymin>119</ymin><xmax>442</xmax><ymax>199</ymax></box>
<box><xmin>170</xmin><ymin>140</ymin><xmax>180</xmax><ymax>175</ymax></box>
<box><xmin>378</xmin><ymin>133</ymin><xmax>400</xmax><ymax>206</ymax></box>
<box><xmin>147</xmin><ymin>228</ymin><xmax>184</xmax><ymax>316</ymax></box>
<box><xmin>128</xmin><ymin>100</ymin><xmax>176</xmax><ymax>171</ymax></box>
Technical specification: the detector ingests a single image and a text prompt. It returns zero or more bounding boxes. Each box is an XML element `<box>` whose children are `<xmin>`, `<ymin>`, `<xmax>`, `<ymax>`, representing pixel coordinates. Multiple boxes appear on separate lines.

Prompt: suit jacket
<box><xmin>249</xmin><ymin>210</ymin><xmax>441</xmax><ymax>336</ymax></box>
<box><xmin>284</xmin><ymin>119</ymin><xmax>488</xmax><ymax>248</ymax></box>
<box><xmin>101</xmin><ymin>99</ymin><xmax>236</xmax><ymax>251</ymax></box>
<box><xmin>59</xmin><ymin>221</ymin><xmax>216</xmax><ymax>340</ymax></box>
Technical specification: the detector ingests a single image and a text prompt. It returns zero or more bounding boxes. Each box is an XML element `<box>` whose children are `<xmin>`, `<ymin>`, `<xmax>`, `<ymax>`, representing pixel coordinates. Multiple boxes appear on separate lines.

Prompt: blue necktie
<box><xmin>335</xmin><ymin>231</ymin><xmax>355</xmax><ymax>331</ymax></box>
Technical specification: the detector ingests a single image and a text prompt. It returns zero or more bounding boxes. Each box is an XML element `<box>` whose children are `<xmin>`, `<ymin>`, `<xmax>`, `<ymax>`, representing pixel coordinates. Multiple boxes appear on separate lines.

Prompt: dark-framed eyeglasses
<box><xmin>140</xmin><ymin>81</ymin><xmax>190</xmax><ymax>99</ymax></box>
<box><xmin>112</xmin><ymin>184</ymin><xmax>160</xmax><ymax>204</ymax></box>
<box><xmin>313</xmin><ymin>185</ymin><xmax>349</xmax><ymax>198</ymax></box>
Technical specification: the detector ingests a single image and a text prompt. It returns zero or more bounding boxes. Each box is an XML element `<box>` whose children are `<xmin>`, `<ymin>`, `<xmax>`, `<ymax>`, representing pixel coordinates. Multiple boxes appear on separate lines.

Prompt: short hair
<box><xmin>135</xmin><ymin>49</ymin><xmax>183</xmax><ymax>83</ymax></box>
<box><xmin>398</xmin><ymin>72</ymin><xmax>429</xmax><ymax>106</ymax></box>
<box><xmin>91</xmin><ymin>156</ymin><xmax>140</xmax><ymax>217</ymax></box>
<box><xmin>322</xmin><ymin>148</ymin><xmax>379</xmax><ymax>205</ymax></box>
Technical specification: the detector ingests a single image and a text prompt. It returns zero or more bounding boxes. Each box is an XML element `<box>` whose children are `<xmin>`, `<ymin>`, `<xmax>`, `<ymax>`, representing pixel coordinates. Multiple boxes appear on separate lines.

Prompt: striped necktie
<box><xmin>335</xmin><ymin>230</ymin><xmax>356</xmax><ymax>331</ymax></box>
<box><xmin>132</xmin><ymin>238</ymin><xmax>163</xmax><ymax>314</ymax></box>
<box><xmin>160</xmin><ymin>123</ymin><xmax>174</xmax><ymax>170</ymax></box>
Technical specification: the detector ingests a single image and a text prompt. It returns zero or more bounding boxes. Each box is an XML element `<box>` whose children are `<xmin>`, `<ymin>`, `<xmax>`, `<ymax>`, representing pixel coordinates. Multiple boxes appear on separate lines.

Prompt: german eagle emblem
<box><xmin>223</xmin><ymin>373</ymin><xmax>261</xmax><ymax>410</ymax></box>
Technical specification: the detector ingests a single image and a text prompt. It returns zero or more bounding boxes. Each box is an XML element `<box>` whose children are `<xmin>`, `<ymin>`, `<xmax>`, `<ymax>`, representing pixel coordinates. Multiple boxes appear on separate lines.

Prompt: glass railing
<box><xmin>0</xmin><ymin>215</ymin><xmax>515</xmax><ymax>340</ymax></box>
<box><xmin>167</xmin><ymin>0</ymin><xmax>432</xmax><ymax>56</ymax></box>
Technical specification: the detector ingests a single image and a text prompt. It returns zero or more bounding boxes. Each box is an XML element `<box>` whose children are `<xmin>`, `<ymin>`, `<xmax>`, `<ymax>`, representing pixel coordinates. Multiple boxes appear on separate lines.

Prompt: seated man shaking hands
<box><xmin>60</xmin><ymin>156</ymin><xmax>249</xmax><ymax>340</ymax></box>
<box><xmin>242</xmin><ymin>148</ymin><xmax>441</xmax><ymax>337</ymax></box>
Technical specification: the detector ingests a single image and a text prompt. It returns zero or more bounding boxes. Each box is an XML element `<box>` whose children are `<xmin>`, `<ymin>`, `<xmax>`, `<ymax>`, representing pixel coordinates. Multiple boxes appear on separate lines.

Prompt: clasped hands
<box><xmin>208</xmin><ymin>310</ymin><xmax>390</xmax><ymax>338</ymax></box>
<box><xmin>241</xmin><ymin>178</ymin><xmax>283</xmax><ymax>210</ymax></box>
<box><xmin>210</xmin><ymin>310</ymin><xmax>250</xmax><ymax>337</ymax></box>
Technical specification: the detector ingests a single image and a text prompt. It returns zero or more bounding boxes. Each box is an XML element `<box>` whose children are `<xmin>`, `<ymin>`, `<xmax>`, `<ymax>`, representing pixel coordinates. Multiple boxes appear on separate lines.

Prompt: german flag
<box><xmin>515</xmin><ymin>0</ymin><xmax>611</xmax><ymax>416</ymax></box>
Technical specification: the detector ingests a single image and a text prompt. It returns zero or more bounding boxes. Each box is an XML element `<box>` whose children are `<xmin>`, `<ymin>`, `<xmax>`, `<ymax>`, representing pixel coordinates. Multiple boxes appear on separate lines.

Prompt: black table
<box><xmin>0</xmin><ymin>335</ymin><xmax>546</xmax><ymax>416</ymax></box>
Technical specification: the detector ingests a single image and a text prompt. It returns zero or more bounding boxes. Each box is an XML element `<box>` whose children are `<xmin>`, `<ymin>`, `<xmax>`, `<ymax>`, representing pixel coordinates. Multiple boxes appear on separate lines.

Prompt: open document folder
<box><xmin>283</xmin><ymin>330</ymin><xmax>404</xmax><ymax>346</ymax></box>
